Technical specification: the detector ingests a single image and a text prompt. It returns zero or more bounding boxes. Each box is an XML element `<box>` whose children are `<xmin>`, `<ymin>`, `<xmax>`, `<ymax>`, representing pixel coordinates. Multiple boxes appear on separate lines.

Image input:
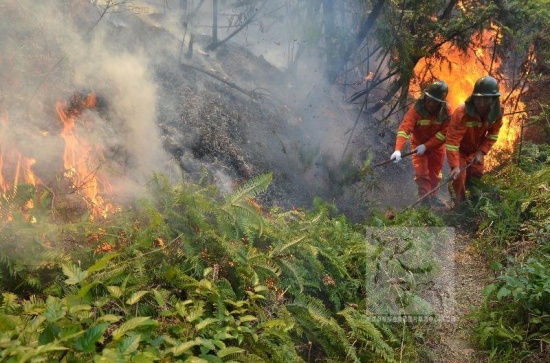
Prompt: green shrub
<box><xmin>472</xmin><ymin>142</ymin><xmax>550</xmax><ymax>362</ymax></box>
<box><xmin>0</xmin><ymin>172</ymin><xmax>440</xmax><ymax>362</ymax></box>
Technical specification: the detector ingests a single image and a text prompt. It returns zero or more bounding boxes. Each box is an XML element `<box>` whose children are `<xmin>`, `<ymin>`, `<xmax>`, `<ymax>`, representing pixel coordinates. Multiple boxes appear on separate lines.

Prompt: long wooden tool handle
<box><xmin>403</xmin><ymin>159</ymin><xmax>476</xmax><ymax>211</ymax></box>
<box><xmin>372</xmin><ymin>150</ymin><xmax>416</xmax><ymax>168</ymax></box>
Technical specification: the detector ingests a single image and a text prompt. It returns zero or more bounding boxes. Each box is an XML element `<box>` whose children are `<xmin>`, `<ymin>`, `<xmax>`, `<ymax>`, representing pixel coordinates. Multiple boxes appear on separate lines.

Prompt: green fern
<box><xmin>214</xmin><ymin>173</ymin><xmax>273</xmax><ymax>240</ymax></box>
<box><xmin>269</xmin><ymin>235</ymin><xmax>307</xmax><ymax>257</ymax></box>
<box><xmin>287</xmin><ymin>295</ymin><xmax>360</xmax><ymax>362</ymax></box>
<box><xmin>276</xmin><ymin>257</ymin><xmax>305</xmax><ymax>292</ymax></box>
<box><xmin>339</xmin><ymin>307</ymin><xmax>397</xmax><ymax>363</ymax></box>
<box><xmin>0</xmin><ymin>169</ymin><xmax>435</xmax><ymax>361</ymax></box>
<box><xmin>225</xmin><ymin>173</ymin><xmax>272</xmax><ymax>205</ymax></box>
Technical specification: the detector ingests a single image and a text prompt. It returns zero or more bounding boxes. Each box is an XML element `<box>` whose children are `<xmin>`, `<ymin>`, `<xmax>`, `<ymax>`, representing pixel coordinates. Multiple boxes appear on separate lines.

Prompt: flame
<box><xmin>0</xmin><ymin>92</ymin><xmax>116</xmax><ymax>221</ymax></box>
<box><xmin>0</xmin><ymin>111</ymin><xmax>37</xmax><ymax>219</ymax></box>
<box><xmin>411</xmin><ymin>25</ymin><xmax>525</xmax><ymax>169</ymax></box>
<box><xmin>56</xmin><ymin>93</ymin><xmax>114</xmax><ymax>219</ymax></box>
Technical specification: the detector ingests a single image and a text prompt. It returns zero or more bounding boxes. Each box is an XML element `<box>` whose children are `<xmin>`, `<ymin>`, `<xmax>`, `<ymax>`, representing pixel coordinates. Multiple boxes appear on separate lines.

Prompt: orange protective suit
<box><xmin>445</xmin><ymin>103</ymin><xmax>503</xmax><ymax>203</ymax></box>
<box><xmin>395</xmin><ymin>101</ymin><xmax>451</xmax><ymax>198</ymax></box>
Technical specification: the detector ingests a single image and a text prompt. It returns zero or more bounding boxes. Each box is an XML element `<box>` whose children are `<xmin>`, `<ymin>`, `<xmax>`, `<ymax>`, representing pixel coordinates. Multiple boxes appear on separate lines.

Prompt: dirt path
<box><xmin>429</xmin><ymin>226</ymin><xmax>493</xmax><ymax>363</ymax></box>
<box><xmin>368</xmin><ymin>157</ymin><xmax>495</xmax><ymax>362</ymax></box>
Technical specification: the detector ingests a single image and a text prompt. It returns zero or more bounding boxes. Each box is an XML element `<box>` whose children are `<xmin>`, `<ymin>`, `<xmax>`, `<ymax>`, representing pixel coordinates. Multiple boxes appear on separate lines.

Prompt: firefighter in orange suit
<box><xmin>390</xmin><ymin>81</ymin><xmax>451</xmax><ymax>202</ymax></box>
<box><xmin>446</xmin><ymin>75</ymin><xmax>503</xmax><ymax>204</ymax></box>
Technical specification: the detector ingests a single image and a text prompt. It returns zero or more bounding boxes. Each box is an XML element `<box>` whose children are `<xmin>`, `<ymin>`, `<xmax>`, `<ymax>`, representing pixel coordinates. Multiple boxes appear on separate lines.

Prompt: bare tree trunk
<box><xmin>322</xmin><ymin>0</ymin><xmax>338</xmax><ymax>81</ymax></box>
<box><xmin>440</xmin><ymin>0</ymin><xmax>458</xmax><ymax>19</ymax></box>
<box><xmin>206</xmin><ymin>0</ymin><xmax>268</xmax><ymax>51</ymax></box>
<box><xmin>286</xmin><ymin>0</ymin><xmax>319</xmax><ymax>76</ymax></box>
<box><xmin>356</xmin><ymin>0</ymin><xmax>386</xmax><ymax>46</ymax></box>
<box><xmin>211</xmin><ymin>0</ymin><xmax>218</xmax><ymax>48</ymax></box>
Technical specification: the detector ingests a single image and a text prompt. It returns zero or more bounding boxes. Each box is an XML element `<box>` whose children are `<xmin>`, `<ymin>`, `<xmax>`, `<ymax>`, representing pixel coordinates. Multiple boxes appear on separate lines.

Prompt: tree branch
<box><xmin>206</xmin><ymin>0</ymin><xmax>268</xmax><ymax>51</ymax></box>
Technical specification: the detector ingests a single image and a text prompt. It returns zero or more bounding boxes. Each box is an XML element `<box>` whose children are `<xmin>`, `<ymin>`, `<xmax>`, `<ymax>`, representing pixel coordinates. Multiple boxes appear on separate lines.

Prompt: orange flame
<box><xmin>0</xmin><ymin>112</ymin><xmax>37</xmax><ymax>192</ymax></box>
<box><xmin>56</xmin><ymin>93</ymin><xmax>113</xmax><ymax>219</ymax></box>
<box><xmin>0</xmin><ymin>111</ymin><xmax>37</xmax><ymax>219</ymax></box>
<box><xmin>411</xmin><ymin>26</ymin><xmax>524</xmax><ymax>169</ymax></box>
<box><xmin>1</xmin><ymin>93</ymin><xmax>117</xmax><ymax>221</ymax></box>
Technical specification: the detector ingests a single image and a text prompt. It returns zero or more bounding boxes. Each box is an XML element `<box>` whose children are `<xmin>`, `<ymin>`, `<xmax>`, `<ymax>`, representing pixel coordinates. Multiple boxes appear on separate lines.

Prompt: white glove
<box><xmin>450</xmin><ymin>166</ymin><xmax>461</xmax><ymax>179</ymax></box>
<box><xmin>415</xmin><ymin>144</ymin><xmax>426</xmax><ymax>155</ymax></box>
<box><xmin>390</xmin><ymin>150</ymin><xmax>402</xmax><ymax>163</ymax></box>
<box><xmin>473</xmin><ymin>151</ymin><xmax>484</xmax><ymax>164</ymax></box>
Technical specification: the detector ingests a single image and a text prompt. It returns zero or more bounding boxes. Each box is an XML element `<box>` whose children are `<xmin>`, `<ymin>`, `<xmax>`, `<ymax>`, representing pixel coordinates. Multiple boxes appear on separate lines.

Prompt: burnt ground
<box><xmin>0</xmin><ymin>0</ymin><xmax>417</xmax><ymax>220</ymax></box>
<box><xmin>90</xmin><ymin>6</ymin><xmax>420</xmax><ymax>222</ymax></box>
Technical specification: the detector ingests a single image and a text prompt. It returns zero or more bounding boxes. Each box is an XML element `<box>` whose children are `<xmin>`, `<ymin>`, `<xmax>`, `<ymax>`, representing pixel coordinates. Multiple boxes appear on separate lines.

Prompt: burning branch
<box><xmin>55</xmin><ymin>93</ymin><xmax>115</xmax><ymax>219</ymax></box>
<box><xmin>0</xmin><ymin>111</ymin><xmax>38</xmax><ymax>220</ymax></box>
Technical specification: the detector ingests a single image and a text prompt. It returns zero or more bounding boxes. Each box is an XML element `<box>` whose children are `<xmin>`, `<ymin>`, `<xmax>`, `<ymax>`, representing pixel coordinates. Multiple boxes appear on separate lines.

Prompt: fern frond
<box><xmin>339</xmin><ymin>307</ymin><xmax>397</xmax><ymax>362</ymax></box>
<box><xmin>276</xmin><ymin>257</ymin><xmax>305</xmax><ymax>292</ymax></box>
<box><xmin>316</xmin><ymin>247</ymin><xmax>351</xmax><ymax>280</ymax></box>
<box><xmin>287</xmin><ymin>295</ymin><xmax>332</xmax><ymax>325</ymax></box>
<box><xmin>225</xmin><ymin>173</ymin><xmax>272</xmax><ymax>204</ymax></box>
<box><xmin>216</xmin><ymin>278</ymin><xmax>237</xmax><ymax>301</ymax></box>
<box><xmin>238</xmin><ymin>353</ymin><xmax>269</xmax><ymax>363</ymax></box>
<box><xmin>21</xmin><ymin>295</ymin><xmax>45</xmax><ymax>314</ymax></box>
<box><xmin>1</xmin><ymin>292</ymin><xmax>20</xmax><ymax>313</ymax></box>
<box><xmin>287</xmin><ymin>295</ymin><xmax>361</xmax><ymax>362</ymax></box>
<box><xmin>253</xmin><ymin>335</ymin><xmax>305</xmax><ymax>363</ymax></box>
<box><xmin>270</xmin><ymin>236</ymin><xmax>306</xmax><ymax>257</ymax></box>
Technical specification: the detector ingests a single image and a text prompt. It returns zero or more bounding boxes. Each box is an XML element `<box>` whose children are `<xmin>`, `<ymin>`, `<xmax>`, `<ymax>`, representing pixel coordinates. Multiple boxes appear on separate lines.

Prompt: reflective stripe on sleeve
<box><xmin>466</xmin><ymin>121</ymin><xmax>482</xmax><ymax>128</ymax></box>
<box><xmin>397</xmin><ymin>131</ymin><xmax>410</xmax><ymax>139</ymax></box>
<box><xmin>487</xmin><ymin>134</ymin><xmax>499</xmax><ymax>141</ymax></box>
<box><xmin>446</xmin><ymin>144</ymin><xmax>459</xmax><ymax>152</ymax></box>
<box><xmin>435</xmin><ymin>132</ymin><xmax>445</xmax><ymax>141</ymax></box>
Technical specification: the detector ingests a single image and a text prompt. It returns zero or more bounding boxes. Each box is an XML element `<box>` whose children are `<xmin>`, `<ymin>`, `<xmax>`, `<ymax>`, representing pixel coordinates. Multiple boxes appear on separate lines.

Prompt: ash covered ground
<box><xmin>0</xmin><ymin>0</ymin><xmax>418</xmax><ymax>221</ymax></box>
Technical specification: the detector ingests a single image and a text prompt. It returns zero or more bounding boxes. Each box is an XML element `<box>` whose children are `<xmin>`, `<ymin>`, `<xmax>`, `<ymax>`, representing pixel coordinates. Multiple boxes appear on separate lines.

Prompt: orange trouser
<box><xmin>451</xmin><ymin>154</ymin><xmax>484</xmax><ymax>203</ymax></box>
<box><xmin>412</xmin><ymin>147</ymin><xmax>445</xmax><ymax>198</ymax></box>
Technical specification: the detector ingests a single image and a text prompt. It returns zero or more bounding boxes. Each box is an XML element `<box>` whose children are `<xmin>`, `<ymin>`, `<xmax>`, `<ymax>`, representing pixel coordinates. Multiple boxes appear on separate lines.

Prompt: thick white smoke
<box><xmin>0</xmin><ymin>0</ymin><xmax>394</xmax><ymax>219</ymax></box>
<box><xmin>0</xmin><ymin>0</ymin><xmax>175</xmax><ymax>204</ymax></box>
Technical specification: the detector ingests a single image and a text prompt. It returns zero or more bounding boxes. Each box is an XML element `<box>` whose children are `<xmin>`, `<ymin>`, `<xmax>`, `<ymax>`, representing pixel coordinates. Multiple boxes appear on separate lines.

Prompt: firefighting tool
<box><xmin>373</xmin><ymin>150</ymin><xmax>417</xmax><ymax>168</ymax></box>
<box><xmin>402</xmin><ymin>159</ymin><xmax>475</xmax><ymax>211</ymax></box>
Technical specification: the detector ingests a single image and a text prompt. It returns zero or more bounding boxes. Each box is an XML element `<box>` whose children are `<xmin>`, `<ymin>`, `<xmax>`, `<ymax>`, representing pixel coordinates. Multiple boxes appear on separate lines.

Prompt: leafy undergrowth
<box><xmin>457</xmin><ymin>142</ymin><xmax>550</xmax><ymax>362</ymax></box>
<box><xmin>0</xmin><ymin>170</ymin><xmax>449</xmax><ymax>362</ymax></box>
<box><xmin>2</xmin><ymin>142</ymin><xmax>548</xmax><ymax>362</ymax></box>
